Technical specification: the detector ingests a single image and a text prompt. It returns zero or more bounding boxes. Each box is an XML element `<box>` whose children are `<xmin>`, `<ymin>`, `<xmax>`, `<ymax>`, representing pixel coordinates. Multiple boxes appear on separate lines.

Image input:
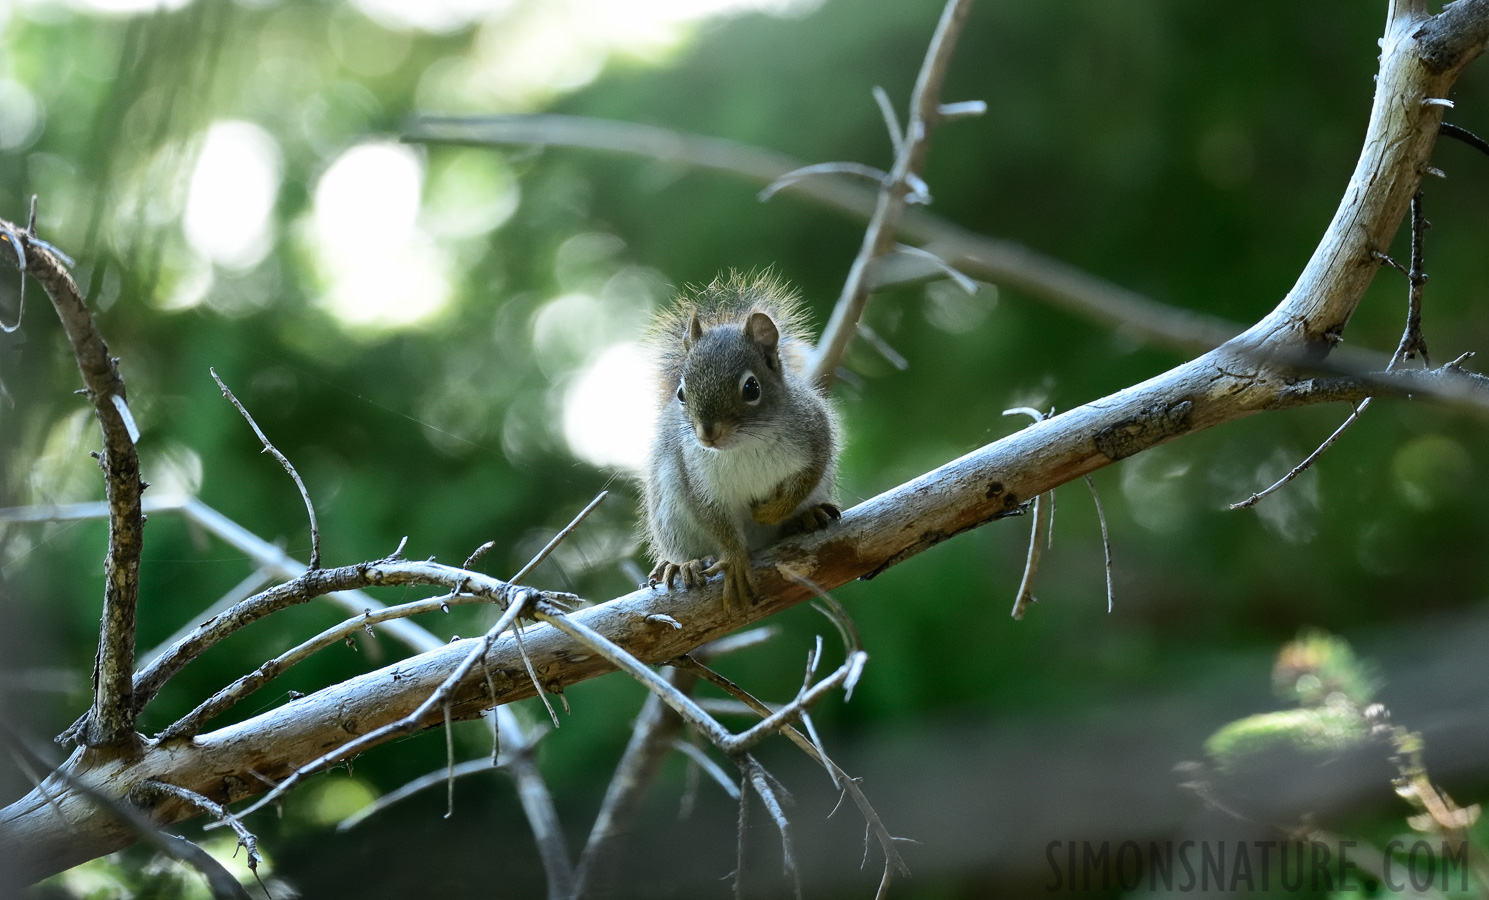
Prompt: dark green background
<box><xmin>3</xmin><ymin>1</ymin><xmax>1488</xmax><ymax>896</ymax></box>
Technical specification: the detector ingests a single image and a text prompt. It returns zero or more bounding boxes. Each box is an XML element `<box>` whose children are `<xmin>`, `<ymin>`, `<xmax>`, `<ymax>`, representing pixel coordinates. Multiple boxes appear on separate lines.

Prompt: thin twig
<box><xmin>512</xmin><ymin>623</ymin><xmax>561</xmax><ymax>729</ymax></box>
<box><xmin>1010</xmin><ymin>492</ymin><xmax>1046</xmax><ymax>620</ymax></box>
<box><xmin>734</xmin><ymin>771</ymin><xmax>751</xmax><ymax>900</ymax></box>
<box><xmin>854</xmin><ymin>322</ymin><xmax>909</xmax><ymax>370</ymax></box>
<box><xmin>1390</xmin><ymin>191</ymin><xmax>1431</xmax><ymax>368</ymax></box>
<box><xmin>1440</xmin><ymin>121</ymin><xmax>1489</xmax><ymax>157</ymax></box>
<box><xmin>759</xmin><ymin>161</ymin><xmax>890</xmax><ymax>202</ymax></box>
<box><xmin>210</xmin><ymin>368</ymin><xmax>322</xmax><ymax>570</ymax></box>
<box><xmin>1004</xmin><ymin>407</ymin><xmax>1051</xmax><ymax>619</ymax></box>
<box><xmin>1083</xmin><ymin>475</ymin><xmax>1115</xmax><ymax>613</ymax></box>
<box><xmin>512</xmin><ymin>491</ymin><xmax>607</xmax><ymax>586</ymax></box>
<box><xmin>887</xmin><ymin>243</ymin><xmax>977</xmax><ymax>294</ymax></box>
<box><xmin>871</xmin><ymin>86</ymin><xmax>903</xmax><ymax>149</ymax></box>
<box><xmin>131</xmin><ymin>780</ymin><xmax>263</xmax><ymax>881</ymax></box>
<box><xmin>442</xmin><ymin>705</ymin><xmax>455</xmax><ymax>818</ymax></box>
<box><xmin>808</xmin><ymin>0</ymin><xmax>977</xmax><ymax>387</ymax></box>
<box><xmin>336</xmin><ymin>758</ymin><xmax>495</xmax><ymax>831</ymax></box>
<box><xmin>1230</xmin><ymin>398</ymin><xmax>1373</xmax><ymax>510</ymax></box>
<box><xmin>740</xmin><ymin>755</ymin><xmax>801</xmax><ymax>899</ymax></box>
<box><xmin>671</xmin><ymin>738</ymin><xmax>741</xmax><ymax>799</ymax></box>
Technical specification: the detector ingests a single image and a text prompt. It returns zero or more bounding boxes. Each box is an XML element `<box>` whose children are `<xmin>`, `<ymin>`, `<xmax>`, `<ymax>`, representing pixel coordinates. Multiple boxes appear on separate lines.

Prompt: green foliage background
<box><xmin>2</xmin><ymin>0</ymin><xmax>1488</xmax><ymax>896</ymax></box>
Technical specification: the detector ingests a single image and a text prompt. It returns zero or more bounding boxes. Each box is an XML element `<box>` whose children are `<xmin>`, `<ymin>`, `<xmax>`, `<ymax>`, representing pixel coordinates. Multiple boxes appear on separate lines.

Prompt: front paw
<box><xmin>749</xmin><ymin>491</ymin><xmax>797</xmax><ymax>527</ymax></box>
<box><xmin>779</xmin><ymin>502</ymin><xmax>841</xmax><ymax>537</ymax></box>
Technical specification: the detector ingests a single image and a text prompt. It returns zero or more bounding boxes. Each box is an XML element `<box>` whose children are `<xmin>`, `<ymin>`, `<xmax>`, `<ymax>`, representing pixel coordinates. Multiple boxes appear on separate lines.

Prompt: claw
<box><xmin>647</xmin><ymin>556</ymin><xmax>716</xmax><ymax>590</ymax></box>
<box><xmin>779</xmin><ymin>501</ymin><xmax>842</xmax><ymax>537</ymax></box>
<box><xmin>650</xmin><ymin>554</ymin><xmax>755</xmax><ymax>611</ymax></box>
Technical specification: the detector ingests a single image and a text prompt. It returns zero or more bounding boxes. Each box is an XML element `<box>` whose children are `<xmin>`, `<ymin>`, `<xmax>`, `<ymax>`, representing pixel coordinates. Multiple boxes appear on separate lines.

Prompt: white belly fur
<box><xmin>684</xmin><ymin>431</ymin><xmax>811</xmax><ymax>549</ymax></box>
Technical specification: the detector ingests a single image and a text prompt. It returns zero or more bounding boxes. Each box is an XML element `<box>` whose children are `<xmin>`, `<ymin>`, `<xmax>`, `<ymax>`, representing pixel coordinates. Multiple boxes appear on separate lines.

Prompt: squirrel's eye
<box><xmin>741</xmin><ymin>373</ymin><xmax>761</xmax><ymax>404</ymax></box>
<box><xmin>676</xmin><ymin>380</ymin><xmax>687</xmax><ymax>405</ymax></box>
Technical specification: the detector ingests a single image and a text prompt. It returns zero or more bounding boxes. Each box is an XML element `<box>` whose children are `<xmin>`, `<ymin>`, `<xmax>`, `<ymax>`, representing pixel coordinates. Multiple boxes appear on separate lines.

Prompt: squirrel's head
<box><xmin>675</xmin><ymin>310</ymin><xmax>786</xmax><ymax>449</ymax></box>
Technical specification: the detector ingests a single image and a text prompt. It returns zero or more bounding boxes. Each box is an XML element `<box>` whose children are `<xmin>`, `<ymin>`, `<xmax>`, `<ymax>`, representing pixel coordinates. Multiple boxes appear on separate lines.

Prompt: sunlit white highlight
<box><xmin>563</xmin><ymin>341</ymin><xmax>655</xmax><ymax>471</ymax></box>
<box><xmin>184</xmin><ymin>121</ymin><xmax>283</xmax><ymax>270</ymax></box>
<box><xmin>312</xmin><ymin>142</ymin><xmax>450</xmax><ymax>329</ymax></box>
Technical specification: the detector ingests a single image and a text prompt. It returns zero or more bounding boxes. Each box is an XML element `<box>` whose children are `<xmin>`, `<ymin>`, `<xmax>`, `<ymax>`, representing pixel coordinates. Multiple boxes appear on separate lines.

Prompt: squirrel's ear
<box><xmin>744</xmin><ymin>312</ymin><xmax>779</xmax><ymax>354</ymax></box>
<box><xmin>684</xmin><ymin>312</ymin><xmax>704</xmax><ymax>350</ymax></box>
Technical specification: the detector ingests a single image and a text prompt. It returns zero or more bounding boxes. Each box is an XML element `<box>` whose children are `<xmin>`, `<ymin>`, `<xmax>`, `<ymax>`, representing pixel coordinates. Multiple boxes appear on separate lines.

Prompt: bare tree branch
<box><xmin>0</xmin><ymin>212</ymin><xmax>143</xmax><ymax>750</ymax></box>
<box><xmin>134</xmin><ymin>557</ymin><xmax>571</xmax><ymax>730</ymax></box>
<box><xmin>495</xmin><ymin>707</ymin><xmax>574</xmax><ymax>900</ymax></box>
<box><xmin>809</xmin><ymin>0</ymin><xmax>976</xmax><ymax>387</ymax></box>
<box><xmin>6</xmin><ymin>0</ymin><xmax>1489</xmax><ymax>886</ymax></box>
<box><xmin>1413</xmin><ymin>0</ymin><xmax>1489</xmax><ymax>72</ymax></box>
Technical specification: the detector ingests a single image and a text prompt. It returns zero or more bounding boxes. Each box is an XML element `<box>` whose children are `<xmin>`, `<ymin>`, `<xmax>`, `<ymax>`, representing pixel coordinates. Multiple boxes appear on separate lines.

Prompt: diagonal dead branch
<box><xmin>571</xmin><ymin>667</ymin><xmax>698</xmax><ymax>900</ymax></box>
<box><xmin>0</xmin><ymin>721</ymin><xmax>250</xmax><ymax>900</ymax></box>
<box><xmin>133</xmin><ymin>558</ymin><xmax>573</xmax><ymax>729</ymax></box>
<box><xmin>809</xmin><ymin>0</ymin><xmax>977</xmax><ymax>388</ymax></box>
<box><xmin>402</xmin><ymin>114</ymin><xmax>1239</xmax><ymax>354</ymax></box>
<box><xmin>494</xmin><ymin>707</ymin><xmax>573</xmax><ymax>900</ymax></box>
<box><xmin>210</xmin><ymin>368</ymin><xmax>322</xmax><ymax>570</ymax></box>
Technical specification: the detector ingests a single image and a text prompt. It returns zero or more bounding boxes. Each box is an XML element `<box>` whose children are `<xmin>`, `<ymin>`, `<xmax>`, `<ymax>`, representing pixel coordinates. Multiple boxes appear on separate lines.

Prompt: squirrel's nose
<box><xmin>697</xmin><ymin>421</ymin><xmax>723</xmax><ymax>446</ymax></box>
